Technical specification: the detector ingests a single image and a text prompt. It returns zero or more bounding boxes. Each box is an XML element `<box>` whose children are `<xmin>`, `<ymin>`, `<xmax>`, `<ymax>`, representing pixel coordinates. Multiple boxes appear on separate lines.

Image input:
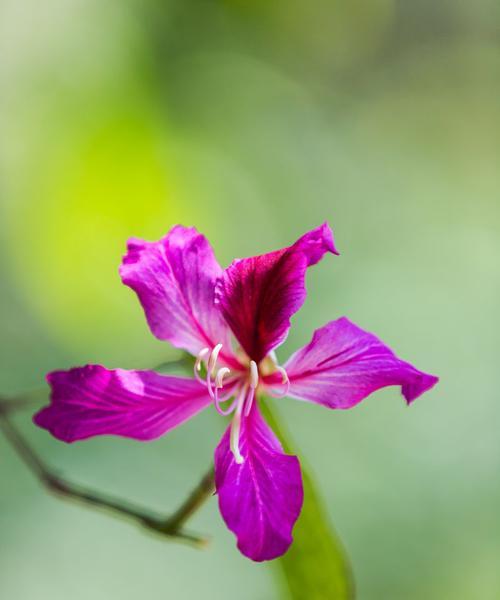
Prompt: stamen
<box><xmin>230</xmin><ymin>387</ymin><xmax>247</xmax><ymax>464</ymax></box>
<box><xmin>249</xmin><ymin>360</ymin><xmax>259</xmax><ymax>389</ymax></box>
<box><xmin>215</xmin><ymin>367</ymin><xmax>230</xmax><ymax>388</ymax></box>
<box><xmin>244</xmin><ymin>386</ymin><xmax>255</xmax><ymax>417</ymax></box>
<box><xmin>194</xmin><ymin>348</ymin><xmax>210</xmax><ymax>386</ymax></box>
<box><xmin>268</xmin><ymin>365</ymin><xmax>290</xmax><ymax>398</ymax></box>
<box><xmin>276</xmin><ymin>366</ymin><xmax>289</xmax><ymax>385</ymax></box>
<box><xmin>195</xmin><ymin>347</ymin><xmax>210</xmax><ymax>372</ymax></box>
<box><xmin>214</xmin><ymin>367</ymin><xmax>233</xmax><ymax>413</ymax></box>
<box><xmin>208</xmin><ymin>343</ymin><xmax>223</xmax><ymax>376</ymax></box>
<box><xmin>205</xmin><ymin>343</ymin><xmax>223</xmax><ymax>399</ymax></box>
<box><xmin>243</xmin><ymin>361</ymin><xmax>258</xmax><ymax>417</ymax></box>
<box><xmin>214</xmin><ymin>390</ymin><xmax>238</xmax><ymax>416</ymax></box>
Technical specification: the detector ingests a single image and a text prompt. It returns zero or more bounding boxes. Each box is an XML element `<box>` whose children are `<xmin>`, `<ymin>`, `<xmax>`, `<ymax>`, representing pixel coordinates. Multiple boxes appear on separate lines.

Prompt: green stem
<box><xmin>260</xmin><ymin>399</ymin><xmax>355</xmax><ymax>600</ymax></box>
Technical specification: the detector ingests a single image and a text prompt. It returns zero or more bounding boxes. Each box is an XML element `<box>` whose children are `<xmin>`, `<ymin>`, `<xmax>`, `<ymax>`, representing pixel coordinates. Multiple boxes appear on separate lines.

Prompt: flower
<box><xmin>34</xmin><ymin>223</ymin><xmax>438</xmax><ymax>561</ymax></box>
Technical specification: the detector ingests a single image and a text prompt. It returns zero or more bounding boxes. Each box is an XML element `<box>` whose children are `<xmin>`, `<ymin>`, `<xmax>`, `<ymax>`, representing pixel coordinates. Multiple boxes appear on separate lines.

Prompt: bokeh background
<box><xmin>1</xmin><ymin>1</ymin><xmax>499</xmax><ymax>599</ymax></box>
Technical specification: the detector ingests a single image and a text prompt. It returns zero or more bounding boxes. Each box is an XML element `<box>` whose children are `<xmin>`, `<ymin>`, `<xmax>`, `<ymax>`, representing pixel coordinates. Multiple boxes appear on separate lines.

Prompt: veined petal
<box><xmin>214</xmin><ymin>402</ymin><xmax>303</xmax><ymax>562</ymax></box>
<box><xmin>215</xmin><ymin>223</ymin><xmax>337</xmax><ymax>363</ymax></box>
<box><xmin>120</xmin><ymin>225</ymin><xmax>231</xmax><ymax>357</ymax></box>
<box><xmin>279</xmin><ymin>317</ymin><xmax>438</xmax><ymax>409</ymax></box>
<box><xmin>34</xmin><ymin>366</ymin><xmax>211</xmax><ymax>442</ymax></box>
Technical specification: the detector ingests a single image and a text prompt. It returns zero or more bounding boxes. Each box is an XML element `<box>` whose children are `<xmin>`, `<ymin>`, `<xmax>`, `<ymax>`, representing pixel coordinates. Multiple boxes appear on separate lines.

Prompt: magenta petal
<box><xmin>120</xmin><ymin>225</ymin><xmax>231</xmax><ymax>356</ymax></box>
<box><xmin>283</xmin><ymin>318</ymin><xmax>438</xmax><ymax>409</ymax></box>
<box><xmin>215</xmin><ymin>223</ymin><xmax>337</xmax><ymax>362</ymax></box>
<box><xmin>214</xmin><ymin>403</ymin><xmax>303</xmax><ymax>562</ymax></box>
<box><xmin>34</xmin><ymin>365</ymin><xmax>211</xmax><ymax>442</ymax></box>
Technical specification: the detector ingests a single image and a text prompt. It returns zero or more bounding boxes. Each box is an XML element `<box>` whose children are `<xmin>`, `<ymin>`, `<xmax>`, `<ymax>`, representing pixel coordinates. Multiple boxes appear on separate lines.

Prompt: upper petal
<box><xmin>280</xmin><ymin>317</ymin><xmax>438</xmax><ymax>409</ymax></box>
<box><xmin>215</xmin><ymin>223</ymin><xmax>337</xmax><ymax>363</ymax></box>
<box><xmin>214</xmin><ymin>402</ymin><xmax>303</xmax><ymax>562</ymax></box>
<box><xmin>120</xmin><ymin>225</ymin><xmax>231</xmax><ymax>357</ymax></box>
<box><xmin>34</xmin><ymin>365</ymin><xmax>211</xmax><ymax>442</ymax></box>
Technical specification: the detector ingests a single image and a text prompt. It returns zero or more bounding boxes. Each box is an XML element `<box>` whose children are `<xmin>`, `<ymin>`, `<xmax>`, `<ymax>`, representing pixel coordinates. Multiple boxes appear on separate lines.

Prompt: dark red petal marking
<box><xmin>215</xmin><ymin>223</ymin><xmax>337</xmax><ymax>362</ymax></box>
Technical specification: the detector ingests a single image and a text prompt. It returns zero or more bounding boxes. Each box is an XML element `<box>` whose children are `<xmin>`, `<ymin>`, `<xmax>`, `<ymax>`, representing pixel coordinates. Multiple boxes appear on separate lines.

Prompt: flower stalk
<box><xmin>0</xmin><ymin>396</ymin><xmax>213</xmax><ymax>548</ymax></box>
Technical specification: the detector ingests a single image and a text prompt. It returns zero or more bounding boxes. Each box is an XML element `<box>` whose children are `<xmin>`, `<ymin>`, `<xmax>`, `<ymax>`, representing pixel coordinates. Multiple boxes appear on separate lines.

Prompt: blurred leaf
<box><xmin>154</xmin><ymin>354</ymin><xmax>194</xmax><ymax>376</ymax></box>
<box><xmin>261</xmin><ymin>400</ymin><xmax>355</xmax><ymax>600</ymax></box>
<box><xmin>3</xmin><ymin>103</ymin><xmax>192</xmax><ymax>361</ymax></box>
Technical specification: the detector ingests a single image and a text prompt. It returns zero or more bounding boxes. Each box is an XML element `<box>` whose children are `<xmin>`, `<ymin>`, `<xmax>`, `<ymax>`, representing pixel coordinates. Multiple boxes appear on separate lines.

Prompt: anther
<box><xmin>215</xmin><ymin>367</ymin><xmax>230</xmax><ymax>388</ymax></box>
<box><xmin>194</xmin><ymin>348</ymin><xmax>210</xmax><ymax>387</ymax></box>
<box><xmin>208</xmin><ymin>343</ymin><xmax>223</xmax><ymax>376</ymax></box>
<box><xmin>195</xmin><ymin>347</ymin><xmax>209</xmax><ymax>372</ymax></box>
<box><xmin>249</xmin><ymin>360</ymin><xmax>259</xmax><ymax>389</ymax></box>
<box><xmin>203</xmin><ymin>343</ymin><xmax>224</xmax><ymax>399</ymax></box>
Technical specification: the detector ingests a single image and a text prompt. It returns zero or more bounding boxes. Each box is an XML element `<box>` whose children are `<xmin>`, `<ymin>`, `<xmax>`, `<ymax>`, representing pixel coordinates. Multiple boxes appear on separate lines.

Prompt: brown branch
<box><xmin>0</xmin><ymin>400</ymin><xmax>214</xmax><ymax>548</ymax></box>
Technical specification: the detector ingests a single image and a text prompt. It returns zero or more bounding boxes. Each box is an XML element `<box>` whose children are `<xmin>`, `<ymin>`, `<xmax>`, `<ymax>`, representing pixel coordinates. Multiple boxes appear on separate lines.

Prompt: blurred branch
<box><xmin>0</xmin><ymin>388</ymin><xmax>47</xmax><ymax>413</ymax></box>
<box><xmin>0</xmin><ymin>397</ymin><xmax>214</xmax><ymax>548</ymax></box>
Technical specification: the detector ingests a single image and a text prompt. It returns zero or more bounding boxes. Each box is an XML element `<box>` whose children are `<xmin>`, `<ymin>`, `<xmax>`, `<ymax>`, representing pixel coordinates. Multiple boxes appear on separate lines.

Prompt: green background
<box><xmin>1</xmin><ymin>1</ymin><xmax>499</xmax><ymax>598</ymax></box>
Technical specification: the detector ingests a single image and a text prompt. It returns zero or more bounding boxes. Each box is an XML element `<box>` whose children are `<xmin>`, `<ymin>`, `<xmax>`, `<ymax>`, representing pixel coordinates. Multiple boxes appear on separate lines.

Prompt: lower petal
<box><xmin>34</xmin><ymin>365</ymin><xmax>211</xmax><ymax>442</ymax></box>
<box><xmin>214</xmin><ymin>402</ymin><xmax>303</xmax><ymax>561</ymax></box>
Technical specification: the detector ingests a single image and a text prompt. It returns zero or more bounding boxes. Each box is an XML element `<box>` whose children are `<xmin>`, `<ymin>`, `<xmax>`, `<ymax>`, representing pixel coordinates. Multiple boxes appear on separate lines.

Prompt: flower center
<box><xmin>194</xmin><ymin>344</ymin><xmax>290</xmax><ymax>464</ymax></box>
<box><xmin>194</xmin><ymin>344</ymin><xmax>259</xmax><ymax>464</ymax></box>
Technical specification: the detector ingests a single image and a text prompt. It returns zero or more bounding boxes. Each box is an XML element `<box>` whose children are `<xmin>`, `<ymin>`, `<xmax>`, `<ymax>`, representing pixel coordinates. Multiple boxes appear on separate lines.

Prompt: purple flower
<box><xmin>34</xmin><ymin>223</ymin><xmax>438</xmax><ymax>561</ymax></box>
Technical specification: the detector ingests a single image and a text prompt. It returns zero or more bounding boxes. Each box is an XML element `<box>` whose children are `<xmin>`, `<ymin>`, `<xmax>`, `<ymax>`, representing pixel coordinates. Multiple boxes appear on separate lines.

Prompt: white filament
<box><xmin>266</xmin><ymin>353</ymin><xmax>290</xmax><ymax>398</ymax></box>
<box><xmin>230</xmin><ymin>387</ymin><xmax>247</xmax><ymax>464</ymax></box>
<box><xmin>244</xmin><ymin>386</ymin><xmax>255</xmax><ymax>417</ymax></box>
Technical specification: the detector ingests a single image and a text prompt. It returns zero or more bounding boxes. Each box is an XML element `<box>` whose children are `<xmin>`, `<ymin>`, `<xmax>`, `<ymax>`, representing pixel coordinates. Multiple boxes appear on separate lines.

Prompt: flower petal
<box><xmin>215</xmin><ymin>223</ymin><xmax>337</xmax><ymax>363</ymax></box>
<box><xmin>214</xmin><ymin>402</ymin><xmax>303</xmax><ymax>562</ymax></box>
<box><xmin>120</xmin><ymin>225</ymin><xmax>231</xmax><ymax>357</ymax></box>
<box><xmin>280</xmin><ymin>317</ymin><xmax>438</xmax><ymax>409</ymax></box>
<box><xmin>34</xmin><ymin>365</ymin><xmax>211</xmax><ymax>442</ymax></box>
